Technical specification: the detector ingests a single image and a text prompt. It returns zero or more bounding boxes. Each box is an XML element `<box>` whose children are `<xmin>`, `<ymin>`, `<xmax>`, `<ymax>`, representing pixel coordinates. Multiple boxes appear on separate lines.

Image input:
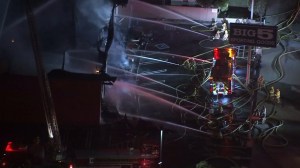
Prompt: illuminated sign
<box><xmin>229</xmin><ymin>23</ymin><xmax>277</xmax><ymax>48</ymax></box>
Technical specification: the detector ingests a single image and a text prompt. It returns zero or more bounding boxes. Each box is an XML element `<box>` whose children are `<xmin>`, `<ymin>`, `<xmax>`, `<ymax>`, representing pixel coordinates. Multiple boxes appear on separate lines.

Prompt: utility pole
<box><xmin>246</xmin><ymin>0</ymin><xmax>255</xmax><ymax>86</ymax></box>
<box><xmin>250</xmin><ymin>0</ymin><xmax>254</xmax><ymax>20</ymax></box>
<box><xmin>246</xmin><ymin>46</ymin><xmax>252</xmax><ymax>86</ymax></box>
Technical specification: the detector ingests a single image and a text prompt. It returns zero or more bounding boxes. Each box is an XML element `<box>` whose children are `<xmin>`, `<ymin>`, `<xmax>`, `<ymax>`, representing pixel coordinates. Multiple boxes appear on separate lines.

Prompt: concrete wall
<box><xmin>117</xmin><ymin>0</ymin><xmax>218</xmax><ymax>22</ymax></box>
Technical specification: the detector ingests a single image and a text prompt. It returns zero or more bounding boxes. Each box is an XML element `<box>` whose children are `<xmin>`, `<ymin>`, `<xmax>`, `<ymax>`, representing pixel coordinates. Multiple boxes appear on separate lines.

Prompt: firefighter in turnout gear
<box><xmin>269</xmin><ymin>86</ymin><xmax>275</xmax><ymax>99</ymax></box>
<box><xmin>275</xmin><ymin>88</ymin><xmax>280</xmax><ymax>103</ymax></box>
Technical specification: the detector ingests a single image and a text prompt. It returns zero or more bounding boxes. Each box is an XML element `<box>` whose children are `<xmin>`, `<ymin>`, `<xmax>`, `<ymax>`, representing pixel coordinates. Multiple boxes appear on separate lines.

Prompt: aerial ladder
<box><xmin>25</xmin><ymin>0</ymin><xmax>62</xmax><ymax>153</ymax></box>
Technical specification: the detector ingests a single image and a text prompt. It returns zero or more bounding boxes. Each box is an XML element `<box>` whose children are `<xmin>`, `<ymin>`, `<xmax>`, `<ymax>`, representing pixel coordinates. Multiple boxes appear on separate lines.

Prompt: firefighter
<box><xmin>257</xmin><ymin>75</ymin><xmax>264</xmax><ymax>90</ymax></box>
<box><xmin>213</xmin><ymin>30</ymin><xmax>221</xmax><ymax>40</ymax></box>
<box><xmin>192</xmin><ymin>87</ymin><xmax>197</xmax><ymax>97</ymax></box>
<box><xmin>260</xmin><ymin>106</ymin><xmax>267</xmax><ymax>118</ymax></box>
<box><xmin>242</xmin><ymin>18</ymin><xmax>246</xmax><ymax>24</ymax></box>
<box><xmin>211</xmin><ymin>83</ymin><xmax>217</xmax><ymax>94</ymax></box>
<box><xmin>218</xmin><ymin>104</ymin><xmax>223</xmax><ymax>113</ymax></box>
<box><xmin>221</xmin><ymin>22</ymin><xmax>227</xmax><ymax>32</ymax></box>
<box><xmin>275</xmin><ymin>88</ymin><xmax>280</xmax><ymax>103</ymax></box>
<box><xmin>269</xmin><ymin>86</ymin><xmax>275</xmax><ymax>98</ymax></box>
<box><xmin>222</xmin><ymin>30</ymin><xmax>228</xmax><ymax>41</ymax></box>
<box><xmin>221</xmin><ymin>18</ymin><xmax>228</xmax><ymax>32</ymax></box>
<box><xmin>259</xmin><ymin>106</ymin><xmax>267</xmax><ymax>124</ymax></box>
<box><xmin>224</xmin><ymin>85</ymin><xmax>228</xmax><ymax>92</ymax></box>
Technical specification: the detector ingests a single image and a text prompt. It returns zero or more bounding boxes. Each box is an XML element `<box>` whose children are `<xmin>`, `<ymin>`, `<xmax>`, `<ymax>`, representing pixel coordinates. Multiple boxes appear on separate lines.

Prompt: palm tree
<box><xmin>248</xmin><ymin>0</ymin><xmax>269</xmax><ymax>22</ymax></box>
<box><xmin>214</xmin><ymin>0</ymin><xmax>229</xmax><ymax>12</ymax></box>
<box><xmin>196</xmin><ymin>0</ymin><xmax>229</xmax><ymax>12</ymax></box>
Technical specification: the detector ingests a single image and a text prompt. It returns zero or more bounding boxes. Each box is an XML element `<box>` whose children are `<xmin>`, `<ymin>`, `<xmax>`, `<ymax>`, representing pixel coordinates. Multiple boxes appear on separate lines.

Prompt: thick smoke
<box><xmin>76</xmin><ymin>0</ymin><xmax>132</xmax><ymax>117</ymax></box>
<box><xmin>108</xmin><ymin>24</ymin><xmax>129</xmax><ymax>69</ymax></box>
<box><xmin>76</xmin><ymin>0</ymin><xmax>129</xmax><ymax>69</ymax></box>
<box><xmin>76</xmin><ymin>0</ymin><xmax>112</xmax><ymax>28</ymax></box>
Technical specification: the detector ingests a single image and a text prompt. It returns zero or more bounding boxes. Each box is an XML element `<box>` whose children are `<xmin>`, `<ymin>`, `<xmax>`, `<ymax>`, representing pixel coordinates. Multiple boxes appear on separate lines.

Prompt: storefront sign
<box><xmin>229</xmin><ymin>23</ymin><xmax>277</xmax><ymax>47</ymax></box>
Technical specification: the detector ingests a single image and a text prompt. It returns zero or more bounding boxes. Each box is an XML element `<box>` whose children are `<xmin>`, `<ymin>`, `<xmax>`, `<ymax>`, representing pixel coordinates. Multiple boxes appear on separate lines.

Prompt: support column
<box><xmin>246</xmin><ymin>46</ymin><xmax>252</xmax><ymax>86</ymax></box>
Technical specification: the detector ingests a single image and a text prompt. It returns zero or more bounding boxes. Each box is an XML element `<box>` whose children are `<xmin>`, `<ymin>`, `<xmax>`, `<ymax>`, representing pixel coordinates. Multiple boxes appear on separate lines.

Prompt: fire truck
<box><xmin>209</xmin><ymin>48</ymin><xmax>236</xmax><ymax>95</ymax></box>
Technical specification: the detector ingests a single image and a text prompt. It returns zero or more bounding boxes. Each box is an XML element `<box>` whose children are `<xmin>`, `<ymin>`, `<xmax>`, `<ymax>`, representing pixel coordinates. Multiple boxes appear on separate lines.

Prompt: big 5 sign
<box><xmin>229</xmin><ymin>23</ymin><xmax>278</xmax><ymax>48</ymax></box>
